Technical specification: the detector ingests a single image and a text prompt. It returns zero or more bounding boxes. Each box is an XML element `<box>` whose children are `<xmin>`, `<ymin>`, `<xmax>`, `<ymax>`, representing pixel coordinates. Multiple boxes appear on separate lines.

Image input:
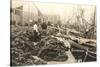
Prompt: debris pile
<box><xmin>11</xmin><ymin>26</ymin><xmax>69</xmax><ymax>66</ymax></box>
<box><xmin>36</xmin><ymin>37</ymin><xmax>69</xmax><ymax>61</ymax></box>
<box><xmin>11</xmin><ymin>26</ymin><xmax>96</xmax><ymax>66</ymax></box>
<box><xmin>11</xmin><ymin>26</ymin><xmax>47</xmax><ymax>66</ymax></box>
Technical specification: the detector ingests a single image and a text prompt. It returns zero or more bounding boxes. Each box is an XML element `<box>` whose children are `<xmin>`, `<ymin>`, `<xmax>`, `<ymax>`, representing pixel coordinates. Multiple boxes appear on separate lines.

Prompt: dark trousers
<box><xmin>33</xmin><ymin>30</ymin><xmax>38</xmax><ymax>42</ymax></box>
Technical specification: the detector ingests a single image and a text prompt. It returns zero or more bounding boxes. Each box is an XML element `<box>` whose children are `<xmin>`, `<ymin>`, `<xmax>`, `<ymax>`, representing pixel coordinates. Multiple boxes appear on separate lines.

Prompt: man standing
<box><xmin>41</xmin><ymin>22</ymin><xmax>47</xmax><ymax>30</ymax></box>
<box><xmin>33</xmin><ymin>22</ymin><xmax>39</xmax><ymax>44</ymax></box>
<box><xmin>41</xmin><ymin>22</ymin><xmax>47</xmax><ymax>36</ymax></box>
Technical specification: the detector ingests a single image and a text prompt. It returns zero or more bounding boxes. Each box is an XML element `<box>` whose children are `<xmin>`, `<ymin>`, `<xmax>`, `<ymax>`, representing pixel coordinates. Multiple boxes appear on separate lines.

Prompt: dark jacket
<box><xmin>41</xmin><ymin>22</ymin><xmax>47</xmax><ymax>29</ymax></box>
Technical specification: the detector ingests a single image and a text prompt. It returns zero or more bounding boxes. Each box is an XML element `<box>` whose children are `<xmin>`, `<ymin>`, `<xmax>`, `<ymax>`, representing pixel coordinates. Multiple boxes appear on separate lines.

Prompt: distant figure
<box><xmin>33</xmin><ymin>23</ymin><xmax>38</xmax><ymax>33</ymax></box>
<box><xmin>41</xmin><ymin>22</ymin><xmax>47</xmax><ymax>30</ymax></box>
<box><xmin>33</xmin><ymin>22</ymin><xmax>39</xmax><ymax>43</ymax></box>
<box><xmin>41</xmin><ymin>22</ymin><xmax>47</xmax><ymax>36</ymax></box>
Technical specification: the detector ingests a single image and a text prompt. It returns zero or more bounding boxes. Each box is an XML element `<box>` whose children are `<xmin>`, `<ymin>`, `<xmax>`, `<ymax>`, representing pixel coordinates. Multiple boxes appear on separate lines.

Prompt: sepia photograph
<box><xmin>10</xmin><ymin>0</ymin><xmax>96</xmax><ymax>66</ymax></box>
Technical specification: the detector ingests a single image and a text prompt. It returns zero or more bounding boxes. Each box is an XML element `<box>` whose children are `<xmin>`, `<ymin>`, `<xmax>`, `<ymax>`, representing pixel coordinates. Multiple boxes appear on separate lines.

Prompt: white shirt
<box><xmin>33</xmin><ymin>24</ymin><xmax>38</xmax><ymax>32</ymax></box>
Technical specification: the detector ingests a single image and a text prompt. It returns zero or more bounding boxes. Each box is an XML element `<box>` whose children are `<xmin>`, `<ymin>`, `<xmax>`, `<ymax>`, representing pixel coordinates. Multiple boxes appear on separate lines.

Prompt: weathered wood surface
<box><xmin>49</xmin><ymin>26</ymin><xmax>96</xmax><ymax>47</ymax></box>
<box><xmin>55</xmin><ymin>34</ymin><xmax>96</xmax><ymax>47</ymax></box>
